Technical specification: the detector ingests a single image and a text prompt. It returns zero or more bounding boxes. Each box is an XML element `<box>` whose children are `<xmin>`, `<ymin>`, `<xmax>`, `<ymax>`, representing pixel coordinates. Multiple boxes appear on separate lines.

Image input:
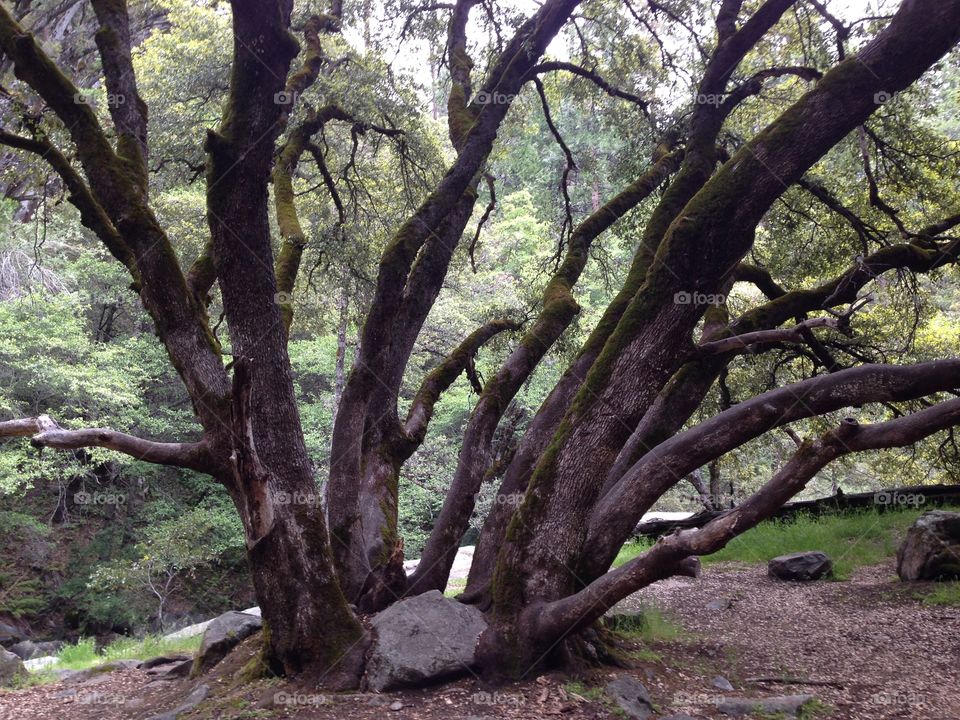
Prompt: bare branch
<box><xmin>696</xmin><ymin>315</ymin><xmax>841</xmax><ymax>355</ymax></box>
<box><xmin>529</xmin><ymin>61</ymin><xmax>649</xmax><ymax>114</ymax></box>
<box><xmin>0</xmin><ymin>415</ymin><xmax>214</xmax><ymax>473</ymax></box>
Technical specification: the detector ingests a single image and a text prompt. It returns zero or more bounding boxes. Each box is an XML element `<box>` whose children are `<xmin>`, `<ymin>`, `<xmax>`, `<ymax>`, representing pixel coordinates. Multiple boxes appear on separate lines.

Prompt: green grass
<box><xmin>444</xmin><ymin>577</ymin><xmax>467</xmax><ymax>597</ymax></box>
<box><xmin>918</xmin><ymin>581</ymin><xmax>960</xmax><ymax>606</ymax></box>
<box><xmin>607</xmin><ymin>606</ymin><xmax>687</xmax><ymax>643</ymax></box>
<box><xmin>51</xmin><ymin>632</ymin><xmax>201</xmax><ymax>671</ymax></box>
<box><xmin>615</xmin><ymin>507</ymin><xmax>959</xmax><ymax>580</ymax></box>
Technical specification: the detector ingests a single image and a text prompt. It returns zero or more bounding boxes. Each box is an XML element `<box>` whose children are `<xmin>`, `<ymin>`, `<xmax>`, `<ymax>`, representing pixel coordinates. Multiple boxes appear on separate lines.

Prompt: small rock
<box><xmin>605</xmin><ymin>676</ymin><xmax>654</xmax><ymax>720</ymax></box>
<box><xmin>660</xmin><ymin>715</ymin><xmax>701</xmax><ymax>720</ymax></box>
<box><xmin>390</xmin><ymin>700</ymin><xmax>404</xmax><ymax>710</ymax></box>
<box><xmin>712</xmin><ymin>676</ymin><xmax>734</xmax><ymax>691</ymax></box>
<box><xmin>716</xmin><ymin>694</ymin><xmax>815</xmax><ymax>716</ymax></box>
<box><xmin>897</xmin><ymin>511</ymin><xmax>960</xmax><ymax>581</ymax></box>
<box><xmin>0</xmin><ymin>649</ymin><xmax>26</xmax><ymax>685</ymax></box>
<box><xmin>768</xmin><ymin>552</ymin><xmax>832</xmax><ymax>581</ymax></box>
<box><xmin>706</xmin><ymin>598</ymin><xmax>733</xmax><ymax>612</ymax></box>
<box><xmin>192</xmin><ymin>610</ymin><xmax>262</xmax><ymax>674</ymax></box>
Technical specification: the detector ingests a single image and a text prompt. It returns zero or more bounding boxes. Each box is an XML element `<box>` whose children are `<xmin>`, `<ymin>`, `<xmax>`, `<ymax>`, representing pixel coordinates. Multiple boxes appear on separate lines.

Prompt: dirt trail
<box><xmin>618</xmin><ymin>561</ymin><xmax>960</xmax><ymax>719</ymax></box>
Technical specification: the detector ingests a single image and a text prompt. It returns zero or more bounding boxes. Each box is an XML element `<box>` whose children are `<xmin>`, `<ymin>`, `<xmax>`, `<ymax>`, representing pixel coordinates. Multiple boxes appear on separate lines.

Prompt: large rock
<box><xmin>365</xmin><ymin>589</ymin><xmax>487</xmax><ymax>691</ymax></box>
<box><xmin>0</xmin><ymin>649</ymin><xmax>26</xmax><ymax>685</ymax></box>
<box><xmin>897</xmin><ymin>511</ymin><xmax>960</xmax><ymax>581</ymax></box>
<box><xmin>768</xmin><ymin>552</ymin><xmax>832</xmax><ymax>581</ymax></box>
<box><xmin>716</xmin><ymin>694</ymin><xmax>815</xmax><ymax>716</ymax></box>
<box><xmin>605</xmin><ymin>676</ymin><xmax>655</xmax><ymax>719</ymax></box>
<box><xmin>193</xmin><ymin>611</ymin><xmax>262</xmax><ymax>674</ymax></box>
<box><xmin>8</xmin><ymin>639</ymin><xmax>60</xmax><ymax>660</ymax></box>
<box><xmin>58</xmin><ymin>659</ymin><xmax>142</xmax><ymax>685</ymax></box>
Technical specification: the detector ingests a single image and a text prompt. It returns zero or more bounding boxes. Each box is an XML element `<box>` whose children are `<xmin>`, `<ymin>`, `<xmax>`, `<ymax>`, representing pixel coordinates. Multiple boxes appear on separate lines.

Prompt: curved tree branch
<box><xmin>537</xmin><ymin>397</ymin><xmax>960</xmax><ymax>639</ymax></box>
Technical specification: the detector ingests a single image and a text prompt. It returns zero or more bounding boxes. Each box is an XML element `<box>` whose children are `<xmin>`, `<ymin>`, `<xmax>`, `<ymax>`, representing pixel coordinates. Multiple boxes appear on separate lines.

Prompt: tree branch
<box><xmin>0</xmin><ymin>415</ymin><xmax>215</xmax><ymax>473</ymax></box>
<box><xmin>538</xmin><ymin>397</ymin><xmax>960</xmax><ymax>639</ymax></box>
<box><xmin>528</xmin><ymin>61</ymin><xmax>649</xmax><ymax>114</ymax></box>
<box><xmin>401</xmin><ymin>318</ymin><xmax>519</xmax><ymax>444</ymax></box>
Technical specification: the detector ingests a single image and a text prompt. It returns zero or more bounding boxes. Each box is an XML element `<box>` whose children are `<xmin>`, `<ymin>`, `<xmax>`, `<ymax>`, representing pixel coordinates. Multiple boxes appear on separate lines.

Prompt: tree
<box><xmin>0</xmin><ymin>0</ymin><xmax>958</xmax><ymax>687</ymax></box>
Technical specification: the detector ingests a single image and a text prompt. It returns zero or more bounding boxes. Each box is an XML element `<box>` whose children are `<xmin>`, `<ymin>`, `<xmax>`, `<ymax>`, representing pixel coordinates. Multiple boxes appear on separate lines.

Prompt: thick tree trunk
<box><xmin>203</xmin><ymin>0</ymin><xmax>366</xmax><ymax>679</ymax></box>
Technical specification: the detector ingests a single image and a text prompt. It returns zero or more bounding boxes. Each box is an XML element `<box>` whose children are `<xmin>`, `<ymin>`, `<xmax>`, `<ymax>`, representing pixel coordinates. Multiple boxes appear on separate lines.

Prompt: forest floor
<box><xmin>1</xmin><ymin>559</ymin><xmax>957</xmax><ymax>719</ymax></box>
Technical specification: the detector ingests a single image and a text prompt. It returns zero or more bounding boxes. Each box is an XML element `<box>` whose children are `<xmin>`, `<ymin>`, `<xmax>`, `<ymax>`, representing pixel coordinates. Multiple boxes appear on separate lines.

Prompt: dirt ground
<box><xmin>2</xmin><ymin>560</ymin><xmax>956</xmax><ymax>719</ymax></box>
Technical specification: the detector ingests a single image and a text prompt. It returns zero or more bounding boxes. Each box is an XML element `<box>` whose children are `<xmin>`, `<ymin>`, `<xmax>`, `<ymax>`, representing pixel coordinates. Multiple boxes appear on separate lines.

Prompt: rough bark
<box><xmin>326</xmin><ymin>0</ymin><xmax>583</xmax><ymax>606</ymax></box>
<box><xmin>203</xmin><ymin>0</ymin><xmax>367</xmax><ymax>679</ymax></box>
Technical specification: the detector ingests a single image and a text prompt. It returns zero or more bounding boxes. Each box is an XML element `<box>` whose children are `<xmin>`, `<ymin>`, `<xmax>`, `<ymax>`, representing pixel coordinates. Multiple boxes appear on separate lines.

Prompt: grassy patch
<box><xmin>608</xmin><ymin>606</ymin><xmax>687</xmax><ymax>643</ymax></box>
<box><xmin>444</xmin><ymin>577</ymin><xmax>467</xmax><ymax>598</ymax></box>
<box><xmin>703</xmin><ymin>509</ymin><xmax>941</xmax><ymax>579</ymax></box>
<box><xmin>917</xmin><ymin>581</ymin><xmax>960</xmax><ymax>606</ymax></box>
<box><xmin>52</xmin><ymin>633</ymin><xmax>201</xmax><ymax>671</ymax></box>
<box><xmin>616</xmin><ymin>507</ymin><xmax>959</xmax><ymax>580</ymax></box>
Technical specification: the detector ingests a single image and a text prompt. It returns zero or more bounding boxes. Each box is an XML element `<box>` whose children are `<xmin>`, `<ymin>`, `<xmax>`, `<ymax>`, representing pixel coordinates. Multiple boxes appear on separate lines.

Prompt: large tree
<box><xmin>0</xmin><ymin>0</ymin><xmax>959</xmax><ymax>686</ymax></box>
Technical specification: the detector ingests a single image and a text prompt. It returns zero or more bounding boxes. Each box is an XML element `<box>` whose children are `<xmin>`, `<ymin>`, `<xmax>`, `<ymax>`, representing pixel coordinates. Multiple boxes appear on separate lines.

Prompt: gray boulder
<box><xmin>897</xmin><ymin>511</ymin><xmax>960</xmax><ymax>581</ymax></box>
<box><xmin>768</xmin><ymin>552</ymin><xmax>832</xmax><ymax>581</ymax></box>
<box><xmin>605</xmin><ymin>676</ymin><xmax>655</xmax><ymax>719</ymax></box>
<box><xmin>0</xmin><ymin>649</ymin><xmax>25</xmax><ymax>685</ymax></box>
<box><xmin>193</xmin><ymin>611</ymin><xmax>262</xmax><ymax>674</ymax></box>
<box><xmin>6</xmin><ymin>640</ymin><xmax>36</xmax><ymax>660</ymax></box>
<box><xmin>365</xmin><ymin>589</ymin><xmax>487</xmax><ymax>691</ymax></box>
<box><xmin>58</xmin><ymin>659</ymin><xmax>141</xmax><ymax>685</ymax></box>
<box><xmin>8</xmin><ymin>639</ymin><xmax>61</xmax><ymax>660</ymax></box>
<box><xmin>716</xmin><ymin>694</ymin><xmax>815</xmax><ymax>716</ymax></box>
<box><xmin>0</xmin><ymin>623</ymin><xmax>24</xmax><ymax>648</ymax></box>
